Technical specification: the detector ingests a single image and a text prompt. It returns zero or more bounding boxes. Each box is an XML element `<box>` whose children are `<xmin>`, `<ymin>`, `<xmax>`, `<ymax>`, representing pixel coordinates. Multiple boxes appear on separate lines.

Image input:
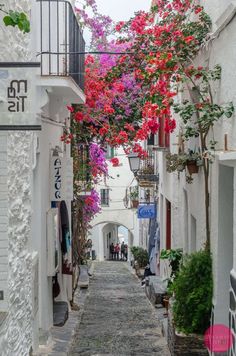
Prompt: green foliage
<box><xmin>166</xmin><ymin>151</ymin><xmax>203</xmax><ymax>173</ymax></box>
<box><xmin>130</xmin><ymin>246</ymin><xmax>149</xmax><ymax>268</ymax></box>
<box><xmin>172</xmin><ymin>250</ymin><xmax>213</xmax><ymax>334</ymax></box>
<box><xmin>2</xmin><ymin>9</ymin><xmax>30</xmax><ymax>33</ymax></box>
<box><xmin>160</xmin><ymin>248</ymin><xmax>183</xmax><ymax>279</ymax></box>
<box><xmin>173</xmin><ymin>64</ymin><xmax>235</xmax><ymax>145</ymax></box>
<box><xmin>129</xmin><ymin>186</ymin><xmax>139</xmax><ymax>200</ymax></box>
<box><xmin>160</xmin><ymin>248</ymin><xmax>183</xmax><ymax>294</ymax></box>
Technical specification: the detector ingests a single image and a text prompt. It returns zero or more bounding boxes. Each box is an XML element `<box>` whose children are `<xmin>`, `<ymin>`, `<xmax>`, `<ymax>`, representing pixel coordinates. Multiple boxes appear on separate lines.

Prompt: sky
<box><xmin>78</xmin><ymin>0</ymin><xmax>151</xmax><ymax>47</ymax></box>
<box><xmin>118</xmin><ymin>226</ymin><xmax>129</xmax><ymax>244</ymax></box>
<box><xmin>95</xmin><ymin>0</ymin><xmax>151</xmax><ymax>22</ymax></box>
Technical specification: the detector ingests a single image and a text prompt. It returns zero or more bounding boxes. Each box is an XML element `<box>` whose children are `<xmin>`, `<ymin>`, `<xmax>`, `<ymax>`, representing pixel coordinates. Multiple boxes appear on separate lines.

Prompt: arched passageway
<box><xmin>90</xmin><ymin>222</ymin><xmax>134</xmax><ymax>262</ymax></box>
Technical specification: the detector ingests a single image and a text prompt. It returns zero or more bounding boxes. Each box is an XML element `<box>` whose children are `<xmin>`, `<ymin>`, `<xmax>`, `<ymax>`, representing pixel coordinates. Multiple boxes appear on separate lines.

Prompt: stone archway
<box><xmin>91</xmin><ymin>208</ymin><xmax>137</xmax><ymax>232</ymax></box>
<box><xmin>90</xmin><ymin>222</ymin><xmax>134</xmax><ymax>262</ymax></box>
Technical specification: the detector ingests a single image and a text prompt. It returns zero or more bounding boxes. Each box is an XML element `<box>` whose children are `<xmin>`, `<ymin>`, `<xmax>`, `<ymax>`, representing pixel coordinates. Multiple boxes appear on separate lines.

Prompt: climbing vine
<box><xmin>68</xmin><ymin>0</ymin><xmax>235</xmax><ymax>251</ymax></box>
<box><xmin>0</xmin><ymin>5</ymin><xmax>30</xmax><ymax>33</ymax></box>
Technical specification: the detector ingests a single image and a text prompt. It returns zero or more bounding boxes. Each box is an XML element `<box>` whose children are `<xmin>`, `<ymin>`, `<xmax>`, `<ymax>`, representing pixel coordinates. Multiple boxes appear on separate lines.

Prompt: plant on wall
<box><xmin>160</xmin><ymin>248</ymin><xmax>183</xmax><ymax>291</ymax></box>
<box><xmin>172</xmin><ymin>66</ymin><xmax>234</xmax><ymax>249</ymax></box>
<box><xmin>129</xmin><ymin>186</ymin><xmax>139</xmax><ymax>201</ymax></box>
<box><xmin>172</xmin><ymin>250</ymin><xmax>213</xmax><ymax>334</ymax></box>
<box><xmin>0</xmin><ymin>5</ymin><xmax>30</xmax><ymax>33</ymax></box>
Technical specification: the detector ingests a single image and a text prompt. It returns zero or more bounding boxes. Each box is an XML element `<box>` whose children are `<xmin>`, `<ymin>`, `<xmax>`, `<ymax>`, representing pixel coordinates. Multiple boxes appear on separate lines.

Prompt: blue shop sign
<box><xmin>138</xmin><ymin>204</ymin><xmax>156</xmax><ymax>219</ymax></box>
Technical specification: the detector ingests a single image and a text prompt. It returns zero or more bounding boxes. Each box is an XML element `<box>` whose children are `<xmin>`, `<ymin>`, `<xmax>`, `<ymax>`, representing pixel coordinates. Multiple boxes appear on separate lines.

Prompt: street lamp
<box><xmin>127</xmin><ymin>153</ymin><xmax>141</xmax><ymax>177</ymax></box>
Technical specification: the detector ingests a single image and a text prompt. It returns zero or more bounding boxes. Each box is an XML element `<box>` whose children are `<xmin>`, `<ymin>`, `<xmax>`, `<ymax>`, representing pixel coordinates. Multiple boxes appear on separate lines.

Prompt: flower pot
<box><xmin>187</xmin><ymin>160</ymin><xmax>199</xmax><ymax>175</ymax></box>
<box><xmin>131</xmin><ymin>200</ymin><xmax>139</xmax><ymax>208</ymax></box>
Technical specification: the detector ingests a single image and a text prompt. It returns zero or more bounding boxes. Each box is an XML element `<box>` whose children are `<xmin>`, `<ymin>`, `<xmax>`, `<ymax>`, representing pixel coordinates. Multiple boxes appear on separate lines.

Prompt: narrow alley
<box><xmin>69</xmin><ymin>262</ymin><xmax>170</xmax><ymax>356</ymax></box>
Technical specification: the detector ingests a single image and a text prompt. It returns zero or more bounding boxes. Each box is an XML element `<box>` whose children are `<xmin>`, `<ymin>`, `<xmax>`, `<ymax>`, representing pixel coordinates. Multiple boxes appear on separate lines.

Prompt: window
<box><xmin>158</xmin><ymin>118</ymin><xmax>170</xmax><ymax>148</ymax></box>
<box><xmin>147</xmin><ymin>133</ymin><xmax>155</xmax><ymax>146</ymax></box>
<box><xmin>100</xmin><ymin>189</ymin><xmax>109</xmax><ymax>206</ymax></box>
<box><xmin>105</xmin><ymin>146</ymin><xmax>115</xmax><ymax>159</ymax></box>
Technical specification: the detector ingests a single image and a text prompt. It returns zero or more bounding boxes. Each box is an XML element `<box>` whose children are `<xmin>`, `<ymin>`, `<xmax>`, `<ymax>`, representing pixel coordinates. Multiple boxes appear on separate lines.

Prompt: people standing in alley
<box><xmin>114</xmin><ymin>243</ymin><xmax>120</xmax><ymax>260</ymax></box>
<box><xmin>124</xmin><ymin>244</ymin><xmax>128</xmax><ymax>261</ymax></box>
<box><xmin>121</xmin><ymin>241</ymin><xmax>125</xmax><ymax>260</ymax></box>
<box><xmin>110</xmin><ymin>243</ymin><xmax>114</xmax><ymax>260</ymax></box>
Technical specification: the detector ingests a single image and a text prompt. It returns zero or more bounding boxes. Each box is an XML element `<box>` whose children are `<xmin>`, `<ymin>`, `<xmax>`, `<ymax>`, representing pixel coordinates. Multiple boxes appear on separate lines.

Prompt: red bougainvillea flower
<box><xmin>74</xmin><ymin>112</ymin><xmax>84</xmax><ymax>122</ymax></box>
<box><xmin>165</xmin><ymin>118</ymin><xmax>176</xmax><ymax>133</ymax></box>
<box><xmin>195</xmin><ymin>6</ymin><xmax>203</xmax><ymax>14</ymax></box>
<box><xmin>85</xmin><ymin>196</ymin><xmax>94</xmax><ymax>206</ymax></box>
<box><xmin>184</xmin><ymin>35</ymin><xmax>195</xmax><ymax>44</ymax></box>
<box><xmin>133</xmin><ymin>143</ymin><xmax>148</xmax><ymax>159</ymax></box>
<box><xmin>124</xmin><ymin>123</ymin><xmax>135</xmax><ymax>132</ymax></box>
<box><xmin>147</xmin><ymin>119</ymin><xmax>160</xmax><ymax>134</ymax></box>
<box><xmin>110</xmin><ymin>157</ymin><xmax>120</xmax><ymax>167</ymax></box>
<box><xmin>67</xmin><ymin>105</ymin><xmax>74</xmax><ymax>113</ymax></box>
<box><xmin>104</xmin><ymin>104</ymin><xmax>115</xmax><ymax>114</ymax></box>
<box><xmin>115</xmin><ymin>21</ymin><xmax>125</xmax><ymax>32</ymax></box>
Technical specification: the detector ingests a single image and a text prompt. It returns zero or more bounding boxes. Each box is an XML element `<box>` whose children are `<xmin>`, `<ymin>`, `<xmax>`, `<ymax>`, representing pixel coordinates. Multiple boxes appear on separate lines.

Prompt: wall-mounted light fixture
<box><xmin>127</xmin><ymin>153</ymin><xmax>141</xmax><ymax>177</ymax></box>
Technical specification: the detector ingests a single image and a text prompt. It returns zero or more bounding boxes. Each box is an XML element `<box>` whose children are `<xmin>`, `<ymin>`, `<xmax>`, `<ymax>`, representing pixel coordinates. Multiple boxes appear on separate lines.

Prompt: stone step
<box><xmin>53</xmin><ymin>301</ymin><xmax>68</xmax><ymax>327</ymax></box>
<box><xmin>145</xmin><ymin>275</ymin><xmax>167</xmax><ymax>305</ymax></box>
<box><xmin>78</xmin><ymin>265</ymin><xmax>89</xmax><ymax>289</ymax></box>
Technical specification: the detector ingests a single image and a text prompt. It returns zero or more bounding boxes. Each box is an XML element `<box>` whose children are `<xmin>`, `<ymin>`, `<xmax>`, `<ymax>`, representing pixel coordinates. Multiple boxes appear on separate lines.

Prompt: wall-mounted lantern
<box><xmin>127</xmin><ymin>153</ymin><xmax>140</xmax><ymax>177</ymax></box>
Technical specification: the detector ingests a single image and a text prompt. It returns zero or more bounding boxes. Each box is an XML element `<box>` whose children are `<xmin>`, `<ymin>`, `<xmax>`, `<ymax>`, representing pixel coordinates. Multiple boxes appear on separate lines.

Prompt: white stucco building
<box><xmin>0</xmin><ymin>1</ymin><xmax>85</xmax><ymax>354</ymax></box>
<box><xmin>155</xmin><ymin>1</ymin><xmax>236</xmax><ymax>353</ymax></box>
<box><xmin>90</xmin><ymin>147</ymin><xmax>140</xmax><ymax>262</ymax></box>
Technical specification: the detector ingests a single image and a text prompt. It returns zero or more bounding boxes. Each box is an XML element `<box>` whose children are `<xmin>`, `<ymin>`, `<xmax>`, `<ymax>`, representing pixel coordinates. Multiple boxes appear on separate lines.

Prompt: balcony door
<box><xmin>166</xmin><ymin>199</ymin><xmax>171</xmax><ymax>249</ymax></box>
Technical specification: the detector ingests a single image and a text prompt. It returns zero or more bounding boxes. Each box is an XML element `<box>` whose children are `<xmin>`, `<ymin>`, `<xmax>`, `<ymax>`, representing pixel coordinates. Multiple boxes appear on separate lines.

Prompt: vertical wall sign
<box><xmin>50</xmin><ymin>156</ymin><xmax>66</xmax><ymax>201</ymax></box>
<box><xmin>0</xmin><ymin>62</ymin><xmax>41</xmax><ymax>130</ymax></box>
<box><xmin>50</xmin><ymin>156</ymin><xmax>74</xmax><ymax>202</ymax></box>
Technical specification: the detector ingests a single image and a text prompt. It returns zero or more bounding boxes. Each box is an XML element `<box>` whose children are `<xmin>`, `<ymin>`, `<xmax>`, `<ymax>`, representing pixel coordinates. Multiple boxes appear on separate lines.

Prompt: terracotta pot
<box><xmin>187</xmin><ymin>160</ymin><xmax>199</xmax><ymax>175</ymax></box>
<box><xmin>131</xmin><ymin>200</ymin><xmax>139</xmax><ymax>208</ymax></box>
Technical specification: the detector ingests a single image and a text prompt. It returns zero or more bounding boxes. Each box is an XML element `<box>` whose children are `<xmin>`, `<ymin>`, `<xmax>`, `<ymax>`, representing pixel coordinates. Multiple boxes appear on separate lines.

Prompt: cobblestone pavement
<box><xmin>69</xmin><ymin>261</ymin><xmax>170</xmax><ymax>356</ymax></box>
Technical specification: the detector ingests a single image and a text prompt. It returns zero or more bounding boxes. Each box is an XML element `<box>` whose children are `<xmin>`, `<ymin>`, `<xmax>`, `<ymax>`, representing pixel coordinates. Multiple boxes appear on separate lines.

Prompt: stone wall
<box><xmin>0</xmin><ymin>133</ymin><xmax>8</xmax><ymax>312</ymax></box>
<box><xmin>0</xmin><ymin>0</ymin><xmax>32</xmax><ymax>62</ymax></box>
<box><xmin>7</xmin><ymin>132</ymin><xmax>34</xmax><ymax>356</ymax></box>
<box><xmin>0</xmin><ymin>1</ymin><xmax>36</xmax><ymax>355</ymax></box>
<box><xmin>167</xmin><ymin>308</ymin><xmax>208</xmax><ymax>356</ymax></box>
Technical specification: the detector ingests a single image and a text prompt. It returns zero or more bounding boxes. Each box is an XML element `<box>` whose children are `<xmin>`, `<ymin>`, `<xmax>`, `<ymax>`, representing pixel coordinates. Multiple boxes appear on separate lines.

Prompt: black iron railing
<box><xmin>139</xmin><ymin>155</ymin><xmax>155</xmax><ymax>175</ymax></box>
<box><xmin>38</xmin><ymin>0</ymin><xmax>85</xmax><ymax>90</ymax></box>
<box><xmin>137</xmin><ymin>155</ymin><xmax>159</xmax><ymax>186</ymax></box>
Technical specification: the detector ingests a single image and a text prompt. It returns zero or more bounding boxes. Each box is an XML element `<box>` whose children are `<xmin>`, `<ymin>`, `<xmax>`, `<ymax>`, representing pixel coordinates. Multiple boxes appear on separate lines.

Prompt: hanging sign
<box><xmin>50</xmin><ymin>156</ymin><xmax>74</xmax><ymax>201</ymax></box>
<box><xmin>0</xmin><ymin>62</ymin><xmax>41</xmax><ymax>130</ymax></box>
<box><xmin>50</xmin><ymin>155</ymin><xmax>66</xmax><ymax>201</ymax></box>
<box><xmin>138</xmin><ymin>204</ymin><xmax>157</xmax><ymax>219</ymax></box>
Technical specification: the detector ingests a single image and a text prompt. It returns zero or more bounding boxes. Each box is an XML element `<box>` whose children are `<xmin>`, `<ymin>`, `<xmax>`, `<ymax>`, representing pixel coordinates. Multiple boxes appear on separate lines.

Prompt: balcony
<box><xmin>37</xmin><ymin>0</ymin><xmax>85</xmax><ymax>103</ymax></box>
<box><xmin>137</xmin><ymin>155</ymin><xmax>159</xmax><ymax>187</ymax></box>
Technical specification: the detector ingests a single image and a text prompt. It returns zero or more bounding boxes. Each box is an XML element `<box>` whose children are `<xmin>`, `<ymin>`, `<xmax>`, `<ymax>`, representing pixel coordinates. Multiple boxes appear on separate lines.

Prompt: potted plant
<box><xmin>140</xmin><ymin>164</ymin><xmax>154</xmax><ymax>175</ymax></box>
<box><xmin>130</xmin><ymin>246</ymin><xmax>149</xmax><ymax>277</ymax></box>
<box><xmin>129</xmin><ymin>186</ymin><xmax>139</xmax><ymax>208</ymax></box>
<box><xmin>166</xmin><ymin>151</ymin><xmax>203</xmax><ymax>176</ymax></box>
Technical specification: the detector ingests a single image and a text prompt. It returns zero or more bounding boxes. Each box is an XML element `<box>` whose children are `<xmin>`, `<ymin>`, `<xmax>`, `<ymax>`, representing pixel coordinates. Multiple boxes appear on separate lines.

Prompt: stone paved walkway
<box><xmin>69</xmin><ymin>261</ymin><xmax>170</xmax><ymax>356</ymax></box>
